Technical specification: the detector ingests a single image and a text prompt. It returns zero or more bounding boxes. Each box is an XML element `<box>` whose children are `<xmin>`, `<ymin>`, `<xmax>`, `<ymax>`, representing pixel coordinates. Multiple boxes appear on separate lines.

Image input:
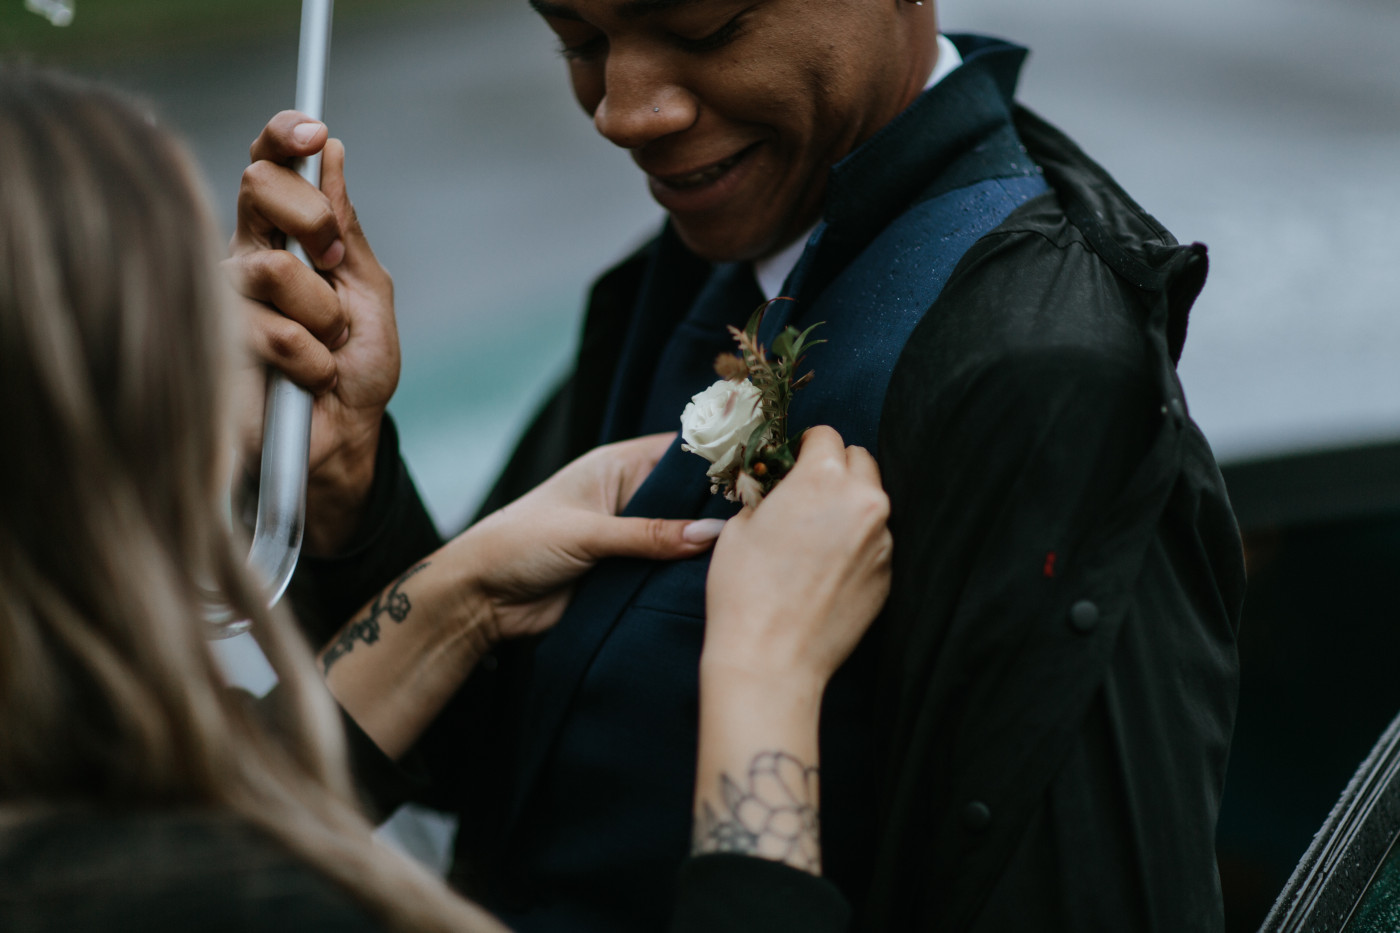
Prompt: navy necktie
<box><xmin>636</xmin><ymin>261</ymin><xmax>764</xmax><ymax>436</ymax></box>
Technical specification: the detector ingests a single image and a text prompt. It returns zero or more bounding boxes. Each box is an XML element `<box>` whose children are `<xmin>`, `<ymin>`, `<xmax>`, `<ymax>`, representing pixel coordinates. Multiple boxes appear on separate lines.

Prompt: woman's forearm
<box><xmin>318</xmin><ymin>533</ymin><xmax>494</xmax><ymax>760</ymax></box>
<box><xmin>692</xmin><ymin>660</ymin><xmax>827</xmax><ymax>874</ymax></box>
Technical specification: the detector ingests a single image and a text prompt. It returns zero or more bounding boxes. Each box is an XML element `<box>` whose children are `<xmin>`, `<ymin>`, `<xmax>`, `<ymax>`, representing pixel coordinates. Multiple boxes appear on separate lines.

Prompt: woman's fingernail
<box><xmin>683</xmin><ymin>518</ymin><xmax>726</xmax><ymax>544</ymax></box>
<box><xmin>330</xmin><ymin>326</ymin><xmax>350</xmax><ymax>350</ymax></box>
<box><xmin>293</xmin><ymin>121</ymin><xmax>324</xmax><ymax>145</ymax></box>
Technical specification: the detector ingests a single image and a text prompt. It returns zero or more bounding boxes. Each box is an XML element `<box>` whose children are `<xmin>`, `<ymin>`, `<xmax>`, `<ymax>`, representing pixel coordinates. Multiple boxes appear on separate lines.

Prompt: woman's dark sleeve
<box><xmin>669</xmin><ymin>855</ymin><xmax>851</xmax><ymax>933</ymax></box>
<box><xmin>273</xmin><ymin>416</ymin><xmax>447</xmax><ymax>818</ymax></box>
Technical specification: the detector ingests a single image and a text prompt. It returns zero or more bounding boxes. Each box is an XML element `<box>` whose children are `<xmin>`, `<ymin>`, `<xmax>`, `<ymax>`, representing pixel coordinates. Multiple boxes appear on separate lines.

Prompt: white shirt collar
<box><xmin>752</xmin><ymin>34</ymin><xmax>964</xmax><ymax>301</ymax></box>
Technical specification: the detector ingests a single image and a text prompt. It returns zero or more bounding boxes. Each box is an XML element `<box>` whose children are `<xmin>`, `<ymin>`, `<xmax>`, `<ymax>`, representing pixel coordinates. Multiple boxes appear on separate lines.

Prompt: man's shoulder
<box><xmin>892</xmin><ymin>106</ymin><xmax>1206</xmax><ymax>398</ymax></box>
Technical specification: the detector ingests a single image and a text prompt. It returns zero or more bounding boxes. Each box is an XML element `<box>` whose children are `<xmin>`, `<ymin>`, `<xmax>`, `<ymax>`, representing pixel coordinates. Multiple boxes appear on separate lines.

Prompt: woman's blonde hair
<box><xmin>0</xmin><ymin>67</ymin><xmax>501</xmax><ymax>932</ymax></box>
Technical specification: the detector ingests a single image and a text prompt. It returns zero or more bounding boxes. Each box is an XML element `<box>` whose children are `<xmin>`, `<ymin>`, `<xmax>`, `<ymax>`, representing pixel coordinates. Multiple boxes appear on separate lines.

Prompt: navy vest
<box><xmin>489</xmin><ymin>38</ymin><xmax>1048</xmax><ymax>933</ymax></box>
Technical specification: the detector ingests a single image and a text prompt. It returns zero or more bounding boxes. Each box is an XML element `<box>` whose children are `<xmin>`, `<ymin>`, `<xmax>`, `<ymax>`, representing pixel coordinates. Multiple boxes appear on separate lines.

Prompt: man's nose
<box><xmin>593</xmin><ymin>50</ymin><xmax>695</xmax><ymax>149</ymax></box>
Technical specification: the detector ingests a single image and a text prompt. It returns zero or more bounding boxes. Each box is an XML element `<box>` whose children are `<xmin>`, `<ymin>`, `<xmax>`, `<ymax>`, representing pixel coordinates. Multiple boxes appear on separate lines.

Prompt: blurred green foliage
<box><xmin>0</xmin><ymin>0</ymin><xmax>442</xmax><ymax>63</ymax></box>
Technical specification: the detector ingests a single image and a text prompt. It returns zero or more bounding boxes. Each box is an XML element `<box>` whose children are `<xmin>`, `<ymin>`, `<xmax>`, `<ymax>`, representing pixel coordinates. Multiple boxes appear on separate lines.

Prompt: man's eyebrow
<box><xmin>616</xmin><ymin>0</ymin><xmax>707</xmax><ymax>19</ymax></box>
<box><xmin>529</xmin><ymin>0</ymin><xmax>583</xmax><ymax>21</ymax></box>
<box><xmin>528</xmin><ymin>0</ymin><xmax>709</xmax><ymax>21</ymax></box>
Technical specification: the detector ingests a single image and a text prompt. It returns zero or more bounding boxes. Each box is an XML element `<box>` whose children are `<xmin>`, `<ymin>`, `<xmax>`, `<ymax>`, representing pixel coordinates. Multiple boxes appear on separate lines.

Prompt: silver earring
<box><xmin>653</xmin><ymin>107</ymin><xmax>661</xmax><ymax>112</ymax></box>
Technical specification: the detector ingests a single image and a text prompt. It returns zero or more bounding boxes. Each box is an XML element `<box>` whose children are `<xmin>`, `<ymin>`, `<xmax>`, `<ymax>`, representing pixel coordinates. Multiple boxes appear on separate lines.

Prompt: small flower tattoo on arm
<box><xmin>693</xmin><ymin>750</ymin><xmax>821</xmax><ymax>872</ymax></box>
<box><xmin>321</xmin><ymin>561</ymin><xmax>429</xmax><ymax>674</ymax></box>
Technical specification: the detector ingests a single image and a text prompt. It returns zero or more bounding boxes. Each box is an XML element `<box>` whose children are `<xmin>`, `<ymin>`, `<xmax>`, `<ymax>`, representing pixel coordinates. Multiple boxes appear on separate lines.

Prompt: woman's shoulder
<box><xmin>0</xmin><ymin>808</ymin><xmax>385</xmax><ymax>933</ymax></box>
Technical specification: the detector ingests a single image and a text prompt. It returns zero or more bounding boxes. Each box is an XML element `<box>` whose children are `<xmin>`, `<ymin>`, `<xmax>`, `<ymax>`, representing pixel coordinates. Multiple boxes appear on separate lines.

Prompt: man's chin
<box><xmin>668</xmin><ymin>213</ymin><xmax>796</xmax><ymax>265</ymax></box>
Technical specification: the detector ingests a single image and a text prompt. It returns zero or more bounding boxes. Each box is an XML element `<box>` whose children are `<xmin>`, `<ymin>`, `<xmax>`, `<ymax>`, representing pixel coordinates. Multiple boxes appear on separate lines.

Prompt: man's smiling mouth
<box><xmin>648</xmin><ymin>143</ymin><xmax>759</xmax><ymax>191</ymax></box>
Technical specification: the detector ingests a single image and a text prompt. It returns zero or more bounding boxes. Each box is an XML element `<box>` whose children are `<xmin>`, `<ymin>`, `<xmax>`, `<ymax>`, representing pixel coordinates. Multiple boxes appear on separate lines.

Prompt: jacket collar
<box><xmin>787</xmin><ymin>36</ymin><xmax>1040</xmax><ymax>307</ymax></box>
<box><xmin>823</xmin><ymin>36</ymin><xmax>1031</xmax><ymax>250</ymax></box>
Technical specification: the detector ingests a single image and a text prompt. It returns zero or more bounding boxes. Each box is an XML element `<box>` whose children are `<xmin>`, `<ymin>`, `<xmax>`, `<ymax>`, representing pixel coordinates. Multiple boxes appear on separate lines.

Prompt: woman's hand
<box><xmin>692</xmin><ymin>426</ymin><xmax>892</xmax><ymax>874</ymax></box>
<box><xmin>702</xmin><ymin>425</ymin><xmax>892</xmax><ymax>689</ymax></box>
<box><xmin>321</xmin><ymin>433</ymin><xmax>721</xmax><ymax>758</ymax></box>
<box><xmin>458</xmin><ymin>432</ymin><xmax>725</xmax><ymax>645</ymax></box>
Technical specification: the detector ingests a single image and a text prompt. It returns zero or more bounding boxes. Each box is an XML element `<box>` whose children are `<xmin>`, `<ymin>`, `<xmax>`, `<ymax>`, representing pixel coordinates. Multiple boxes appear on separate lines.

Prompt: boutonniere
<box><xmin>679</xmin><ymin>301</ymin><xmax>824</xmax><ymax>507</ymax></box>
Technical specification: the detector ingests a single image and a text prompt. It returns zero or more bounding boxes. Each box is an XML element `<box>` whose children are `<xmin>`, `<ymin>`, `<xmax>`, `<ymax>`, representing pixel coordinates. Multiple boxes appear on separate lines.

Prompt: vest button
<box><xmin>963</xmin><ymin>801</ymin><xmax>992</xmax><ymax>832</ymax></box>
<box><xmin>1069</xmin><ymin>600</ymin><xmax>1100</xmax><ymax>633</ymax></box>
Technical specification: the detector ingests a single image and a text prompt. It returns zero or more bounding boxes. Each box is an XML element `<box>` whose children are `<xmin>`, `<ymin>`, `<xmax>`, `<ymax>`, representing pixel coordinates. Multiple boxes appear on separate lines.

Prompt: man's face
<box><xmin>531</xmin><ymin>0</ymin><xmax>928</xmax><ymax>262</ymax></box>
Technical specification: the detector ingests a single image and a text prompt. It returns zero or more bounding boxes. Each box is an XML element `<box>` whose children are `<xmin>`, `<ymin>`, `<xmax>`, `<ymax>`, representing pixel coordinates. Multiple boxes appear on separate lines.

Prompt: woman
<box><xmin>0</xmin><ymin>68</ymin><xmax>889</xmax><ymax>931</ymax></box>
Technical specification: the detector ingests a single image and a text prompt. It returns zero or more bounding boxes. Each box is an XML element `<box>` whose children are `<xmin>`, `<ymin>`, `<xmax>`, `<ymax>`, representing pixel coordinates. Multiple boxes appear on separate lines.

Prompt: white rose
<box><xmin>680</xmin><ymin>378</ymin><xmax>767</xmax><ymax>478</ymax></box>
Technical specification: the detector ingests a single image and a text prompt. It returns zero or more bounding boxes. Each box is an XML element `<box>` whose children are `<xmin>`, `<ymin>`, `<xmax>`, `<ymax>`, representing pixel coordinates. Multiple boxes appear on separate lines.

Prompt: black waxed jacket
<box><xmin>290</xmin><ymin>41</ymin><xmax>1245</xmax><ymax>933</ymax></box>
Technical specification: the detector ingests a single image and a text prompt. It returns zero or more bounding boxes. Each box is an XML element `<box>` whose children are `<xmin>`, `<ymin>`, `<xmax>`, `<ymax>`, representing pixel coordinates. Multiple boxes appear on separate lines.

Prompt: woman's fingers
<box><xmin>701</xmin><ymin>423</ymin><xmax>892</xmax><ymax>683</ymax></box>
<box><xmin>617</xmin><ymin>432</ymin><xmax>677</xmax><ymax>502</ymax></box>
<box><xmin>578</xmin><ymin>515</ymin><xmax>723</xmax><ymax>562</ymax></box>
<box><xmin>570</xmin><ymin>431</ymin><xmax>676</xmax><ymax>512</ymax></box>
<box><xmin>795</xmin><ymin>424</ymin><xmax>846</xmax><ymax>465</ymax></box>
<box><xmin>843</xmin><ymin>443</ymin><xmax>883</xmax><ymax>487</ymax></box>
<box><xmin>617</xmin><ymin>432</ymin><xmax>679</xmax><ymax>471</ymax></box>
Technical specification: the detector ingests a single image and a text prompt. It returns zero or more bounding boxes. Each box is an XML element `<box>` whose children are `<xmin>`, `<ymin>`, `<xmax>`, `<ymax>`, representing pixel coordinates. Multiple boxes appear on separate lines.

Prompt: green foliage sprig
<box><xmin>714</xmin><ymin>299</ymin><xmax>824</xmax><ymax>501</ymax></box>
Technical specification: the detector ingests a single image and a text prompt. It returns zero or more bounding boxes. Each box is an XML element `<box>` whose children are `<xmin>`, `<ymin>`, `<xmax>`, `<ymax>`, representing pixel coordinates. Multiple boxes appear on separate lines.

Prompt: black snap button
<box><xmin>1069</xmin><ymin>600</ymin><xmax>1100</xmax><ymax>633</ymax></box>
<box><xmin>963</xmin><ymin>801</ymin><xmax>992</xmax><ymax>831</ymax></box>
<box><xmin>1168</xmin><ymin>398</ymin><xmax>1186</xmax><ymax>423</ymax></box>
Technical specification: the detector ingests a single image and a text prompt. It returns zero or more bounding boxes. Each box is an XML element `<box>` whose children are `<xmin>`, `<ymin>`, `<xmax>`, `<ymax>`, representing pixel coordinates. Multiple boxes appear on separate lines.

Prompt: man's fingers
<box><xmin>225</xmin><ymin>251</ymin><xmax>348</xmax><ymax>346</ymax></box>
<box><xmin>234</xmin><ymin>160</ymin><xmax>344</xmax><ymax>267</ymax></box>
<box><xmin>244</xmin><ymin>301</ymin><xmax>339</xmax><ymax>394</ymax></box>
<box><xmin>318</xmin><ymin>139</ymin><xmax>372</xmax><ymax>273</ymax></box>
<box><xmin>248</xmin><ymin>110</ymin><xmax>327</xmax><ymax>165</ymax></box>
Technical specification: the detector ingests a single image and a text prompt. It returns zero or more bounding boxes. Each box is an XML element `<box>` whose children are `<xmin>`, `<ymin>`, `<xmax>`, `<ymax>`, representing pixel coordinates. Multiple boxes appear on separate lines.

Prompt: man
<box><xmin>229</xmin><ymin>0</ymin><xmax>1245</xmax><ymax>929</ymax></box>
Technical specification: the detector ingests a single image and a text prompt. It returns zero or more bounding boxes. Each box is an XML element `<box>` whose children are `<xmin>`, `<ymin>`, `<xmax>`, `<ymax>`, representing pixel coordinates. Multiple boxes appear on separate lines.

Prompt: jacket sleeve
<box><xmin>670</xmin><ymin>855</ymin><xmax>851</xmax><ymax>933</ymax></box>
<box><xmin>870</xmin><ymin>334</ymin><xmax>1244</xmax><ymax>932</ymax></box>
<box><xmin>284</xmin><ymin>415</ymin><xmax>446</xmax><ymax>649</ymax></box>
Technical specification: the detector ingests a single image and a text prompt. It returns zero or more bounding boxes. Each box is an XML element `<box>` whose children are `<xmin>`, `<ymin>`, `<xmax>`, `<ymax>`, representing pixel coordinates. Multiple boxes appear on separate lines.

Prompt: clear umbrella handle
<box><xmin>221</xmin><ymin>0</ymin><xmax>334</xmax><ymax>634</ymax></box>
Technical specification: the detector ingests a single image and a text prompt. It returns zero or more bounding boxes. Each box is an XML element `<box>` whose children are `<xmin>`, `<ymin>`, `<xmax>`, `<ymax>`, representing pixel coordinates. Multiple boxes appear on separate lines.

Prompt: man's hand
<box><xmin>225</xmin><ymin>111</ymin><xmax>398</xmax><ymax>555</ymax></box>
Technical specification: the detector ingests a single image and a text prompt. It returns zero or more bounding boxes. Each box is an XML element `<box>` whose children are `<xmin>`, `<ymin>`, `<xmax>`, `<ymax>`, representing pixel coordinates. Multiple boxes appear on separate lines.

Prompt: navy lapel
<box><xmin>783</xmin><ymin>175</ymin><xmax>1049</xmax><ymax>451</ymax></box>
<box><xmin>598</xmin><ymin>225</ymin><xmax>711</xmax><ymax>444</ymax></box>
<box><xmin>502</xmin><ymin>438</ymin><xmax>712</xmax><ymax>833</ymax></box>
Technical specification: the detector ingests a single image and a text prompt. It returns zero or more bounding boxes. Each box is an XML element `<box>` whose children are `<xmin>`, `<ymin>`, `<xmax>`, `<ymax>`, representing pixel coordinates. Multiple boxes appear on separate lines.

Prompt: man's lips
<box><xmin>646</xmin><ymin>143</ymin><xmax>759</xmax><ymax>191</ymax></box>
<box><xmin>642</xmin><ymin>142</ymin><xmax>763</xmax><ymax>216</ymax></box>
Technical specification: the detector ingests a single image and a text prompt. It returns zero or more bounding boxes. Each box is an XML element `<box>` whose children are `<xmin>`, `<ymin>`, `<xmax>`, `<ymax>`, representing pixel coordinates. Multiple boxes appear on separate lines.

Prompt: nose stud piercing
<box><xmin>654</xmin><ymin>107</ymin><xmax>660</xmax><ymax>112</ymax></box>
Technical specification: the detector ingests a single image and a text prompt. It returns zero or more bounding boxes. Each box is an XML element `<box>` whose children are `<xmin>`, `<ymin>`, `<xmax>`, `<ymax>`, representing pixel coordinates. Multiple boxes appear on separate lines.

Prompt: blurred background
<box><xmin>3</xmin><ymin>0</ymin><xmax>1397</xmax><ymax>928</ymax></box>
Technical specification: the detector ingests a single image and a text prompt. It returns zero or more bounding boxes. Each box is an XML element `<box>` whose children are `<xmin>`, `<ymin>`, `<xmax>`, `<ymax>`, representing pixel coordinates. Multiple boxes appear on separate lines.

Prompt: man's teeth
<box><xmin>668</xmin><ymin>152</ymin><xmax>743</xmax><ymax>189</ymax></box>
